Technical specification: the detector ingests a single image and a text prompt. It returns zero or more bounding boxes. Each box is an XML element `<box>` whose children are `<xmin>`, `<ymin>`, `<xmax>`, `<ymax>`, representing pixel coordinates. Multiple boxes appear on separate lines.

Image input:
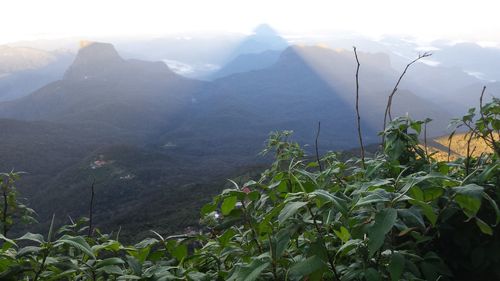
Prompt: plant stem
<box><xmin>306</xmin><ymin>205</ymin><xmax>339</xmax><ymax>281</ymax></box>
<box><xmin>315</xmin><ymin>121</ymin><xmax>323</xmax><ymax>172</ymax></box>
<box><xmin>383</xmin><ymin>52</ymin><xmax>431</xmax><ymax>144</ymax></box>
<box><xmin>88</xmin><ymin>178</ymin><xmax>95</xmax><ymax>237</ymax></box>
<box><xmin>2</xmin><ymin>187</ymin><xmax>8</xmax><ymax>237</ymax></box>
<box><xmin>353</xmin><ymin>47</ymin><xmax>366</xmax><ymax>168</ymax></box>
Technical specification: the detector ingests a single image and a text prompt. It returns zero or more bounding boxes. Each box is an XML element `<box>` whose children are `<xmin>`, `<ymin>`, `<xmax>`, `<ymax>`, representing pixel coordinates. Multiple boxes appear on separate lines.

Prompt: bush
<box><xmin>0</xmin><ymin>99</ymin><xmax>498</xmax><ymax>280</ymax></box>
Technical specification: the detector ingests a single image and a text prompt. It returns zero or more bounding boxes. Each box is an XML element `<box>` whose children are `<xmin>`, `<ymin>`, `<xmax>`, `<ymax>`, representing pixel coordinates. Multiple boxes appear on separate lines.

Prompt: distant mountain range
<box><xmin>0</xmin><ymin>36</ymin><xmax>498</xmax><ymax>238</ymax></box>
<box><xmin>0</xmin><ymin>46</ymin><xmax>73</xmax><ymax>101</ymax></box>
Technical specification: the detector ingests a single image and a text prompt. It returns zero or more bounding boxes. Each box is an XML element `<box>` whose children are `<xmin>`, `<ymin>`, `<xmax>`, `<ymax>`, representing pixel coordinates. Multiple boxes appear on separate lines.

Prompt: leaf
<box><xmin>397</xmin><ymin>208</ymin><xmax>425</xmax><ymax>228</ymax></box>
<box><xmin>337</xmin><ymin>239</ymin><xmax>362</xmax><ymax>256</ymax></box>
<box><xmin>355</xmin><ymin>189</ymin><xmax>391</xmax><ymax>207</ymax></box>
<box><xmin>0</xmin><ymin>234</ymin><xmax>17</xmax><ymax>247</ymax></box>
<box><xmin>368</xmin><ymin>208</ymin><xmax>397</xmax><ymax>257</ymax></box>
<box><xmin>96</xmin><ymin>257</ymin><xmax>125</xmax><ymax>268</ymax></box>
<box><xmin>278</xmin><ymin>201</ymin><xmax>307</xmax><ymax>224</ymax></box>
<box><xmin>56</xmin><ymin>235</ymin><xmax>95</xmax><ymax>259</ymax></box>
<box><xmin>167</xmin><ymin>241</ymin><xmax>187</xmax><ymax>261</ymax></box>
<box><xmin>17</xmin><ymin>246</ymin><xmax>42</xmax><ymax>257</ymax></box>
<box><xmin>409</xmin><ymin>199</ymin><xmax>437</xmax><ymax>226</ymax></box>
<box><xmin>333</xmin><ymin>226</ymin><xmax>350</xmax><ymax>243</ymax></box>
<box><xmin>288</xmin><ymin>255</ymin><xmax>327</xmax><ymax>280</ymax></box>
<box><xmin>389</xmin><ymin>252</ymin><xmax>405</xmax><ymax>281</ymax></box>
<box><xmin>16</xmin><ymin>232</ymin><xmax>45</xmax><ymax>244</ymax></box>
<box><xmin>275</xmin><ymin>228</ymin><xmax>291</xmax><ymax>258</ymax></box>
<box><xmin>311</xmin><ymin>190</ymin><xmax>348</xmax><ymax>214</ymax></box>
<box><xmin>98</xmin><ymin>265</ymin><xmax>124</xmax><ymax>275</ymax></box>
<box><xmin>218</xmin><ymin>229</ymin><xmax>236</xmax><ymax>247</ymax></box>
<box><xmin>365</xmin><ymin>267</ymin><xmax>381</xmax><ymax>281</ymax></box>
<box><xmin>483</xmin><ymin>192</ymin><xmax>500</xmax><ymax>225</ymax></box>
<box><xmin>221</xmin><ymin>196</ymin><xmax>238</xmax><ymax>215</ymax></box>
<box><xmin>201</xmin><ymin>202</ymin><xmax>216</xmax><ymax>215</ymax></box>
<box><xmin>453</xmin><ymin>184</ymin><xmax>484</xmax><ymax>218</ymax></box>
<box><xmin>126</xmin><ymin>256</ymin><xmax>142</xmax><ymax>275</ymax></box>
<box><xmin>227</xmin><ymin>258</ymin><xmax>270</xmax><ymax>281</ymax></box>
<box><xmin>475</xmin><ymin>217</ymin><xmax>493</xmax><ymax>235</ymax></box>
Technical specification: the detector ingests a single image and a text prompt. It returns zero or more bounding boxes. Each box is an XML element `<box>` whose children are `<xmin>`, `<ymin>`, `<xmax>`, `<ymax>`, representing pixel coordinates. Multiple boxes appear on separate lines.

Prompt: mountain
<box><xmin>229</xmin><ymin>24</ymin><xmax>289</xmax><ymax>56</ymax></box>
<box><xmin>0</xmin><ymin>46</ymin><xmax>74</xmax><ymax>101</ymax></box>
<box><xmin>432</xmin><ymin>42</ymin><xmax>500</xmax><ymax>81</ymax></box>
<box><xmin>210</xmin><ymin>50</ymin><xmax>281</xmax><ymax>79</ymax></box>
<box><xmin>0</xmin><ymin>42</ymin><xmax>469</xmax><ymax>239</ymax></box>
<box><xmin>161</xmin><ymin>46</ymin><xmax>452</xmax><ymax>162</ymax></box>
<box><xmin>0</xmin><ymin>42</ymin><xmax>203</xmax><ymax>133</ymax></box>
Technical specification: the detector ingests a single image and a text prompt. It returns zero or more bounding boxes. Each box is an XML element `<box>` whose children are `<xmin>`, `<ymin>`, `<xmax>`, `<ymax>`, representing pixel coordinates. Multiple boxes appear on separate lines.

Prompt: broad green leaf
<box><xmin>311</xmin><ymin>190</ymin><xmax>347</xmax><ymax>214</ymax></box>
<box><xmin>218</xmin><ymin>229</ymin><xmax>236</xmax><ymax>247</ymax></box>
<box><xmin>355</xmin><ymin>189</ymin><xmax>391</xmax><ymax>207</ymax></box>
<box><xmin>98</xmin><ymin>265</ymin><xmax>124</xmax><ymax>275</ymax></box>
<box><xmin>221</xmin><ymin>196</ymin><xmax>238</xmax><ymax>215</ymax></box>
<box><xmin>389</xmin><ymin>252</ymin><xmax>405</xmax><ymax>281</ymax></box>
<box><xmin>397</xmin><ymin>208</ymin><xmax>425</xmax><ymax>228</ymax></box>
<box><xmin>227</xmin><ymin>258</ymin><xmax>270</xmax><ymax>281</ymax></box>
<box><xmin>275</xmin><ymin>228</ymin><xmax>291</xmax><ymax>258</ymax></box>
<box><xmin>56</xmin><ymin>235</ymin><xmax>95</xmax><ymax>259</ymax></box>
<box><xmin>96</xmin><ymin>257</ymin><xmax>125</xmax><ymax>268</ymax></box>
<box><xmin>475</xmin><ymin>217</ymin><xmax>493</xmax><ymax>235</ymax></box>
<box><xmin>333</xmin><ymin>226</ymin><xmax>350</xmax><ymax>243</ymax></box>
<box><xmin>278</xmin><ymin>201</ymin><xmax>307</xmax><ymax>224</ymax></box>
<box><xmin>17</xmin><ymin>245</ymin><xmax>42</xmax><ymax>257</ymax></box>
<box><xmin>0</xmin><ymin>234</ymin><xmax>17</xmax><ymax>247</ymax></box>
<box><xmin>453</xmin><ymin>184</ymin><xmax>484</xmax><ymax>217</ymax></box>
<box><xmin>368</xmin><ymin>208</ymin><xmax>397</xmax><ymax>257</ymax></box>
<box><xmin>117</xmin><ymin>275</ymin><xmax>141</xmax><ymax>280</ymax></box>
<box><xmin>410</xmin><ymin>199</ymin><xmax>437</xmax><ymax>226</ymax></box>
<box><xmin>288</xmin><ymin>255</ymin><xmax>327</xmax><ymax>280</ymax></box>
<box><xmin>16</xmin><ymin>232</ymin><xmax>45</xmax><ymax>244</ymax></box>
<box><xmin>483</xmin><ymin>192</ymin><xmax>500</xmax><ymax>225</ymax></box>
<box><xmin>126</xmin><ymin>256</ymin><xmax>142</xmax><ymax>275</ymax></box>
<box><xmin>337</xmin><ymin>239</ymin><xmax>362</xmax><ymax>256</ymax></box>
<box><xmin>365</xmin><ymin>267</ymin><xmax>381</xmax><ymax>281</ymax></box>
<box><xmin>170</xmin><ymin>243</ymin><xmax>187</xmax><ymax>261</ymax></box>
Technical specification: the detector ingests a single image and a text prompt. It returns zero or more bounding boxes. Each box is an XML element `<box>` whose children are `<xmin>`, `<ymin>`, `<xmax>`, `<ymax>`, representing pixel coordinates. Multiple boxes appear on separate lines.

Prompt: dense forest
<box><xmin>0</xmin><ymin>85</ymin><xmax>498</xmax><ymax>280</ymax></box>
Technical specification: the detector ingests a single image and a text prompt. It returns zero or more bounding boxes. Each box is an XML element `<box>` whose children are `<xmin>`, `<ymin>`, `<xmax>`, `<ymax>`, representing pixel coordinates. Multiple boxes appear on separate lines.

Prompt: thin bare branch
<box><xmin>315</xmin><ymin>121</ymin><xmax>323</xmax><ymax>172</ymax></box>
<box><xmin>353</xmin><ymin>47</ymin><xmax>366</xmax><ymax>168</ymax></box>
<box><xmin>382</xmin><ymin>52</ymin><xmax>432</xmax><ymax>144</ymax></box>
<box><xmin>479</xmin><ymin>86</ymin><xmax>500</xmax><ymax>155</ymax></box>
<box><xmin>88</xmin><ymin>178</ymin><xmax>95</xmax><ymax>237</ymax></box>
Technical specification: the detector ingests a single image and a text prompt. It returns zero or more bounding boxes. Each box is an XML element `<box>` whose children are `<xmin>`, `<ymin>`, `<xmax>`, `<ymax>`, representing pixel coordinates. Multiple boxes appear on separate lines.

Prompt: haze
<box><xmin>2</xmin><ymin>0</ymin><xmax>500</xmax><ymax>44</ymax></box>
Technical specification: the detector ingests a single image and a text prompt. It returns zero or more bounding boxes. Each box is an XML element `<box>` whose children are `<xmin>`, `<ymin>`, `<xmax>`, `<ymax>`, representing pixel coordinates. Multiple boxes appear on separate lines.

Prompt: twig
<box><xmin>465</xmin><ymin>132</ymin><xmax>474</xmax><ymax>176</ymax></box>
<box><xmin>315</xmin><ymin>121</ymin><xmax>323</xmax><ymax>172</ymax></box>
<box><xmin>424</xmin><ymin>121</ymin><xmax>429</xmax><ymax>161</ymax></box>
<box><xmin>479</xmin><ymin>86</ymin><xmax>500</xmax><ymax>156</ymax></box>
<box><xmin>88</xmin><ymin>178</ymin><xmax>95</xmax><ymax>237</ymax></box>
<box><xmin>353</xmin><ymin>47</ymin><xmax>366</xmax><ymax>168</ymax></box>
<box><xmin>306</xmin><ymin>205</ymin><xmax>339</xmax><ymax>281</ymax></box>
<box><xmin>447</xmin><ymin>135</ymin><xmax>452</xmax><ymax>162</ymax></box>
<box><xmin>382</xmin><ymin>52</ymin><xmax>432</xmax><ymax>144</ymax></box>
<box><xmin>2</xmin><ymin>180</ymin><xmax>8</xmax><ymax>237</ymax></box>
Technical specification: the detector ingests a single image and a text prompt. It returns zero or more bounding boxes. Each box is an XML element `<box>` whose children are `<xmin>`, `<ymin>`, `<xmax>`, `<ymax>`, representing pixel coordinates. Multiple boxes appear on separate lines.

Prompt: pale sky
<box><xmin>1</xmin><ymin>0</ymin><xmax>500</xmax><ymax>44</ymax></box>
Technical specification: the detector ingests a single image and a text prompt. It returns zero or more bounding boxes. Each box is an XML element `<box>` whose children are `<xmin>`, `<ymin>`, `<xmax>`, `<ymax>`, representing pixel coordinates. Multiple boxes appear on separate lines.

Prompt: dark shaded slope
<box><xmin>163</xmin><ymin>46</ymin><xmax>451</xmax><ymax>162</ymax></box>
<box><xmin>0</xmin><ymin>42</ymin><xmax>204</xmax><ymax>134</ymax></box>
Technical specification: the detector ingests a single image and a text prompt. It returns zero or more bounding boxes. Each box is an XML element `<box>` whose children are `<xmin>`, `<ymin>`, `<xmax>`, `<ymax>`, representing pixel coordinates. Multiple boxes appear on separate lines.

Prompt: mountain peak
<box><xmin>63</xmin><ymin>42</ymin><xmax>124</xmax><ymax>80</ymax></box>
<box><xmin>253</xmin><ymin>24</ymin><xmax>280</xmax><ymax>37</ymax></box>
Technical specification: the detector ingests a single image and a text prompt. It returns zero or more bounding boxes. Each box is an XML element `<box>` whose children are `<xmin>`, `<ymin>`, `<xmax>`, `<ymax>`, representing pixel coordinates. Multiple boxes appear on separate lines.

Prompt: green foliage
<box><xmin>0</xmin><ymin>171</ymin><xmax>36</xmax><ymax>237</ymax></box>
<box><xmin>0</xmin><ymin>99</ymin><xmax>499</xmax><ymax>280</ymax></box>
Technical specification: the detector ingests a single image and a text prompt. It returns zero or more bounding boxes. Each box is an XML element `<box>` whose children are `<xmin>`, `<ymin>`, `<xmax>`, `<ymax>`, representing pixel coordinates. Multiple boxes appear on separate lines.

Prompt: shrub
<box><xmin>0</xmin><ymin>98</ymin><xmax>498</xmax><ymax>280</ymax></box>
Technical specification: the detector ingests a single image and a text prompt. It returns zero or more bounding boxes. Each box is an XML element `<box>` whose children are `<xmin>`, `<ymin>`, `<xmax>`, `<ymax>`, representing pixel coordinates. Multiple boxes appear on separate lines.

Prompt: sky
<box><xmin>1</xmin><ymin>0</ymin><xmax>500</xmax><ymax>44</ymax></box>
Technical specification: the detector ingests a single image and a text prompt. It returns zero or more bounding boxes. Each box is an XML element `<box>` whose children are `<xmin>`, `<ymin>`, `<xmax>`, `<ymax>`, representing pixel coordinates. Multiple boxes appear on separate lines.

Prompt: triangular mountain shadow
<box><xmin>164</xmin><ymin>45</ymin><xmax>451</xmax><ymax>158</ymax></box>
<box><xmin>209</xmin><ymin>24</ymin><xmax>289</xmax><ymax>79</ymax></box>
